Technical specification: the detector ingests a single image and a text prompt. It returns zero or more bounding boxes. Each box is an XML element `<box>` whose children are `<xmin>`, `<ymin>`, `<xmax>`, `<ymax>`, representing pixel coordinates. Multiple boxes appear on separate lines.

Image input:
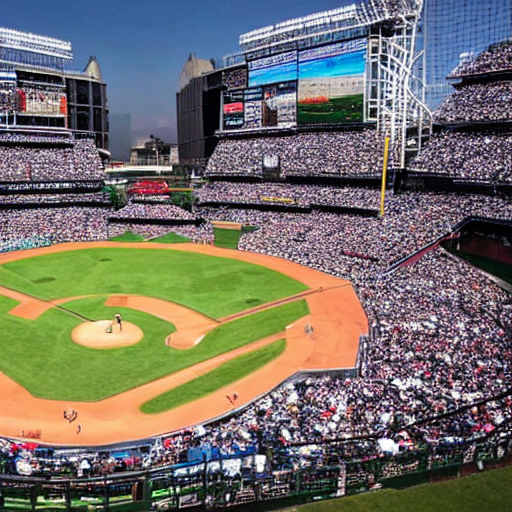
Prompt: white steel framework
<box><xmin>366</xmin><ymin>1</ymin><xmax>432</xmax><ymax>168</ymax></box>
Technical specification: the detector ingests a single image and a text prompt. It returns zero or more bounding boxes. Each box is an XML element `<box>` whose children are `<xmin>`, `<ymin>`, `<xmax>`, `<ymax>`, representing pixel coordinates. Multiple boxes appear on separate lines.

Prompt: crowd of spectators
<box><xmin>433</xmin><ymin>81</ymin><xmax>512</xmax><ymax>125</ymax></box>
<box><xmin>206</xmin><ymin>131</ymin><xmax>385</xmax><ymax>178</ymax></box>
<box><xmin>449</xmin><ymin>40</ymin><xmax>512</xmax><ymax>78</ymax></box>
<box><xmin>0</xmin><ymin>131</ymin><xmax>73</xmax><ymax>143</ymax></box>
<box><xmin>197</xmin><ymin>182</ymin><xmax>380</xmax><ymax>209</ymax></box>
<box><xmin>410</xmin><ymin>131</ymin><xmax>512</xmax><ymax>182</ymax></box>
<box><xmin>110</xmin><ymin>201</ymin><xmax>197</xmax><ymax>221</ymax></box>
<box><xmin>0</xmin><ymin>192</ymin><xmax>110</xmax><ymax>205</ymax></box>
<box><xmin>0</xmin><ymin>137</ymin><xmax>103</xmax><ymax>182</ymax></box>
<box><xmin>0</xmin><ymin>207</ymin><xmax>109</xmax><ymax>245</ymax></box>
<box><xmin>197</xmin><ymin>191</ymin><xmax>512</xmax><ymax>278</ymax></box>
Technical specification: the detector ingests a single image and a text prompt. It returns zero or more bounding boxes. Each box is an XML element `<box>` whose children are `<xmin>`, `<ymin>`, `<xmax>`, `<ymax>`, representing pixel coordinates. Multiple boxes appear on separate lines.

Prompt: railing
<box><xmin>0</xmin><ymin>426</ymin><xmax>509</xmax><ymax>511</ymax></box>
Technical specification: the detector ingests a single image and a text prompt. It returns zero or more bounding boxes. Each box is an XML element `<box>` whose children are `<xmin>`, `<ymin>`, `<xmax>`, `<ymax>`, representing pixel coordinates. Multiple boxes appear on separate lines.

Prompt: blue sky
<box><xmin>0</xmin><ymin>0</ymin><xmax>351</xmax><ymax>143</ymax></box>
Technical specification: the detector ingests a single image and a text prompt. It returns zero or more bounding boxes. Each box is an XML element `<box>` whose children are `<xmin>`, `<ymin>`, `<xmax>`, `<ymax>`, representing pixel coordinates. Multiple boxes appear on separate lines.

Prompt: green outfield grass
<box><xmin>279</xmin><ymin>466</ymin><xmax>512</xmax><ymax>512</ymax></box>
<box><xmin>213</xmin><ymin>227</ymin><xmax>242</xmax><ymax>249</ymax></box>
<box><xmin>109</xmin><ymin>230</ymin><xmax>145</xmax><ymax>242</ymax></box>
<box><xmin>0</xmin><ymin>247</ymin><xmax>308</xmax><ymax>318</ymax></box>
<box><xmin>0</xmin><ymin>293</ymin><xmax>308</xmax><ymax>401</ymax></box>
<box><xmin>297</xmin><ymin>94</ymin><xmax>364</xmax><ymax>124</ymax></box>
<box><xmin>141</xmin><ymin>338</ymin><xmax>286</xmax><ymax>413</ymax></box>
<box><xmin>149</xmin><ymin>232</ymin><xmax>191</xmax><ymax>243</ymax></box>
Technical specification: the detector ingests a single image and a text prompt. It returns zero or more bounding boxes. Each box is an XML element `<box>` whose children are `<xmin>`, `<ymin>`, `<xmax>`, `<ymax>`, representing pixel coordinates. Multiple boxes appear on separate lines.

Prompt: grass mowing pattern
<box><xmin>109</xmin><ymin>230</ymin><xmax>145</xmax><ymax>242</ymax></box>
<box><xmin>213</xmin><ymin>227</ymin><xmax>241</xmax><ymax>249</ymax></box>
<box><xmin>280</xmin><ymin>466</ymin><xmax>512</xmax><ymax>512</ymax></box>
<box><xmin>149</xmin><ymin>232</ymin><xmax>191</xmax><ymax>243</ymax></box>
<box><xmin>141</xmin><ymin>339</ymin><xmax>286</xmax><ymax>413</ymax></box>
<box><xmin>0</xmin><ymin>248</ymin><xmax>308</xmax><ymax>318</ymax></box>
<box><xmin>195</xmin><ymin>299</ymin><xmax>308</xmax><ymax>355</ymax></box>
<box><xmin>0</xmin><ymin>296</ymin><xmax>308</xmax><ymax>401</ymax></box>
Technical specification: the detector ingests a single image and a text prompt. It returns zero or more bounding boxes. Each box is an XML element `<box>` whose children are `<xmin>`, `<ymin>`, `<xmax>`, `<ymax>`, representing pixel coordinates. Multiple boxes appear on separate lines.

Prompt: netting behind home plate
<box><xmin>423</xmin><ymin>0</ymin><xmax>511</xmax><ymax>109</ymax></box>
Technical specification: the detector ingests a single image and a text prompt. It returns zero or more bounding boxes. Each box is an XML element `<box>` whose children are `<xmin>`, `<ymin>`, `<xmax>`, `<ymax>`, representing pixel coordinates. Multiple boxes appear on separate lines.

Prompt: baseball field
<box><xmin>0</xmin><ymin>241</ymin><xmax>368</xmax><ymax>446</ymax></box>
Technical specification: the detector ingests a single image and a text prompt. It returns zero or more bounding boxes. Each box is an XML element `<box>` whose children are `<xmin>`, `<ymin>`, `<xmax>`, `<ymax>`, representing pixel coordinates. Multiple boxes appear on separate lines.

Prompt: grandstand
<box><xmin>408</xmin><ymin>40</ymin><xmax>512</xmax><ymax>187</ymax></box>
<box><xmin>0</xmin><ymin>26</ymin><xmax>112</xmax><ymax>249</ymax></box>
<box><xmin>0</xmin><ymin>1</ymin><xmax>511</xmax><ymax>511</ymax></box>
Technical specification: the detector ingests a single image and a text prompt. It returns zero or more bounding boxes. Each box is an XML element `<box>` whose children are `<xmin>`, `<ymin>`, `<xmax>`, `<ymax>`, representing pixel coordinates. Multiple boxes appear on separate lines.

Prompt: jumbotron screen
<box><xmin>248</xmin><ymin>51</ymin><xmax>297</xmax><ymax>88</ymax></box>
<box><xmin>222</xmin><ymin>38</ymin><xmax>367</xmax><ymax>131</ymax></box>
<box><xmin>297</xmin><ymin>38</ymin><xmax>366</xmax><ymax>124</ymax></box>
<box><xmin>223</xmin><ymin>82</ymin><xmax>296</xmax><ymax>130</ymax></box>
<box><xmin>0</xmin><ymin>80</ymin><xmax>67</xmax><ymax>117</ymax></box>
<box><xmin>17</xmin><ymin>85</ymin><xmax>68</xmax><ymax>116</ymax></box>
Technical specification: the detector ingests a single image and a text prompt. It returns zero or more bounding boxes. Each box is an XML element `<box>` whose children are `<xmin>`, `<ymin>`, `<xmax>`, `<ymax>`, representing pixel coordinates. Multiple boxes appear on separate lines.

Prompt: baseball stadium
<box><xmin>0</xmin><ymin>0</ymin><xmax>511</xmax><ymax>510</ymax></box>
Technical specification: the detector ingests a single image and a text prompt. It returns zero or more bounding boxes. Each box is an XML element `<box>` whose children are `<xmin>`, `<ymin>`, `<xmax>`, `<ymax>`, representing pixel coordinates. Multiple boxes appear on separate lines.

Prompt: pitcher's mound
<box><xmin>72</xmin><ymin>320</ymin><xmax>143</xmax><ymax>349</ymax></box>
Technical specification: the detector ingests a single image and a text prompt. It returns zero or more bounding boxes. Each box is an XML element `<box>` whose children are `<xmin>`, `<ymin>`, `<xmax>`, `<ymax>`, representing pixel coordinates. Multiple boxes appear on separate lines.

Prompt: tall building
<box><xmin>65</xmin><ymin>56</ymin><xmax>109</xmax><ymax>151</ymax></box>
<box><xmin>176</xmin><ymin>54</ymin><xmax>221</xmax><ymax>168</ymax></box>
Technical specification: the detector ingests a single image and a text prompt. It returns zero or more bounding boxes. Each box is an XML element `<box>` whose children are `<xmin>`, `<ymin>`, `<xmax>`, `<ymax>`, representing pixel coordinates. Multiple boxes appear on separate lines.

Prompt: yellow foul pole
<box><xmin>380</xmin><ymin>135</ymin><xmax>390</xmax><ymax>217</ymax></box>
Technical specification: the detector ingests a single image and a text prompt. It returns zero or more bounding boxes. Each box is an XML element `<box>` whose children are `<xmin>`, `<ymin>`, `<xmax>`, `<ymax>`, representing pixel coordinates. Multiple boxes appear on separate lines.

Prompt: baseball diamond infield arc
<box><xmin>0</xmin><ymin>241</ymin><xmax>368</xmax><ymax>446</ymax></box>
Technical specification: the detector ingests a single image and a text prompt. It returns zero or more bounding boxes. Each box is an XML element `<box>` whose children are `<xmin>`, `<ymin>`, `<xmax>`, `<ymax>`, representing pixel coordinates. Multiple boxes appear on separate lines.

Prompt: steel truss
<box><xmin>366</xmin><ymin>1</ymin><xmax>432</xmax><ymax>169</ymax></box>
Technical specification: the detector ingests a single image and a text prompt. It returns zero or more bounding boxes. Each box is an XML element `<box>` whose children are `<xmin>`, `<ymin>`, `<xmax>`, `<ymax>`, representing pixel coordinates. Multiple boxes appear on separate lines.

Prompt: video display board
<box><xmin>222</xmin><ymin>90</ymin><xmax>244</xmax><ymax>129</ymax></box>
<box><xmin>297</xmin><ymin>39</ymin><xmax>366</xmax><ymax>124</ymax></box>
<box><xmin>248</xmin><ymin>51</ymin><xmax>297</xmax><ymax>88</ymax></box>
<box><xmin>222</xmin><ymin>82</ymin><xmax>297</xmax><ymax>131</ymax></box>
<box><xmin>17</xmin><ymin>85</ymin><xmax>68</xmax><ymax>116</ymax></box>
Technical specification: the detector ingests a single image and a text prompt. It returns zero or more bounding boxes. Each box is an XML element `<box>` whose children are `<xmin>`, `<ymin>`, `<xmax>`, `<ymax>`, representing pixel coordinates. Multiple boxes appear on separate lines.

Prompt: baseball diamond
<box><xmin>0</xmin><ymin>241</ymin><xmax>368</xmax><ymax>445</ymax></box>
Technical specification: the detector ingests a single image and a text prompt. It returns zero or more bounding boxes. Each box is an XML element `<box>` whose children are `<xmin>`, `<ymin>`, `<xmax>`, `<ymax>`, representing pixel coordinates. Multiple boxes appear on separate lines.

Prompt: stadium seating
<box><xmin>206</xmin><ymin>130</ymin><xmax>385</xmax><ymax>178</ymax></box>
<box><xmin>0</xmin><ymin>134</ymin><xmax>104</xmax><ymax>182</ymax></box>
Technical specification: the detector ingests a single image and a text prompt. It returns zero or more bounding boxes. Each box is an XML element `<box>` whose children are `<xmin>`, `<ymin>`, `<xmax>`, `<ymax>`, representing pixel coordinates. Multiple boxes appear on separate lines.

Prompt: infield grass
<box><xmin>0</xmin><ymin>247</ymin><xmax>308</xmax><ymax>318</ymax></box>
<box><xmin>141</xmin><ymin>339</ymin><xmax>286</xmax><ymax>413</ymax></box>
<box><xmin>0</xmin><ymin>295</ymin><xmax>308</xmax><ymax>401</ymax></box>
<box><xmin>278</xmin><ymin>466</ymin><xmax>512</xmax><ymax>512</ymax></box>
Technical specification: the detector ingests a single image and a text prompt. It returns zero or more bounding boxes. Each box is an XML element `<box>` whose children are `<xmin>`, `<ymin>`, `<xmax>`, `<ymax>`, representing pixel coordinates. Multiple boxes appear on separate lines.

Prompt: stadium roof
<box><xmin>238</xmin><ymin>0</ymin><xmax>423</xmax><ymax>55</ymax></box>
<box><xmin>0</xmin><ymin>26</ymin><xmax>72</xmax><ymax>61</ymax></box>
